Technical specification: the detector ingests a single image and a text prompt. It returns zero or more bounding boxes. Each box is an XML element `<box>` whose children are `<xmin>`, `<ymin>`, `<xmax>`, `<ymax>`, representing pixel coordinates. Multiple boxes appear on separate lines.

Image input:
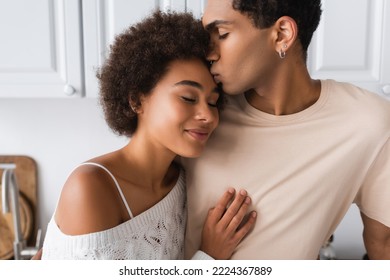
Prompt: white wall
<box><xmin>0</xmin><ymin>98</ymin><xmax>127</xmax><ymax>241</ymax></box>
<box><xmin>0</xmin><ymin>98</ymin><xmax>366</xmax><ymax>259</ymax></box>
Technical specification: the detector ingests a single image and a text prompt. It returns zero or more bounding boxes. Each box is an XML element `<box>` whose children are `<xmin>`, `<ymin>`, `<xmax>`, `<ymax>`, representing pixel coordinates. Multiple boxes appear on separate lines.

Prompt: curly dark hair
<box><xmin>232</xmin><ymin>0</ymin><xmax>322</xmax><ymax>56</ymax></box>
<box><xmin>97</xmin><ymin>11</ymin><xmax>213</xmax><ymax>137</ymax></box>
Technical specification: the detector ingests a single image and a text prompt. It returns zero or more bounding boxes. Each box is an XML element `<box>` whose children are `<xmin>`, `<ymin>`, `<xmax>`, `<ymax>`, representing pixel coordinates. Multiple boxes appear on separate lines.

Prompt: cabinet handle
<box><xmin>64</xmin><ymin>85</ymin><xmax>76</xmax><ymax>96</ymax></box>
<box><xmin>383</xmin><ymin>85</ymin><xmax>390</xmax><ymax>96</ymax></box>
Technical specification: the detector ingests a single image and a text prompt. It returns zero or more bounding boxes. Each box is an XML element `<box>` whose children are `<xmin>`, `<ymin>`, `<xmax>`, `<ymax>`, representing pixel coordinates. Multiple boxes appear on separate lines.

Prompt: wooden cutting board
<box><xmin>0</xmin><ymin>193</ymin><xmax>33</xmax><ymax>259</ymax></box>
<box><xmin>0</xmin><ymin>155</ymin><xmax>37</xmax><ymax>259</ymax></box>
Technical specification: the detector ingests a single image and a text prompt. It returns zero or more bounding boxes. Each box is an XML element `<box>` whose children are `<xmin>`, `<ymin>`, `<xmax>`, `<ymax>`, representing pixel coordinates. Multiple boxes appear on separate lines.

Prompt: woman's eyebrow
<box><xmin>174</xmin><ymin>80</ymin><xmax>219</xmax><ymax>94</ymax></box>
<box><xmin>174</xmin><ymin>80</ymin><xmax>203</xmax><ymax>90</ymax></box>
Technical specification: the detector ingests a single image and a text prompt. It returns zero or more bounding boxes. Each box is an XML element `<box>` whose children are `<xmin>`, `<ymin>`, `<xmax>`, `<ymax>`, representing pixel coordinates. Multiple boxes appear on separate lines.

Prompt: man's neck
<box><xmin>245</xmin><ymin>67</ymin><xmax>321</xmax><ymax>116</ymax></box>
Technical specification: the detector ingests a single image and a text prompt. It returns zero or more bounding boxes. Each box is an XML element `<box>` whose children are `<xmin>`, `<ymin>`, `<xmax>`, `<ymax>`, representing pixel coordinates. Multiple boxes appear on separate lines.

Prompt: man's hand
<box><xmin>361</xmin><ymin>212</ymin><xmax>390</xmax><ymax>259</ymax></box>
<box><xmin>200</xmin><ymin>188</ymin><xmax>257</xmax><ymax>259</ymax></box>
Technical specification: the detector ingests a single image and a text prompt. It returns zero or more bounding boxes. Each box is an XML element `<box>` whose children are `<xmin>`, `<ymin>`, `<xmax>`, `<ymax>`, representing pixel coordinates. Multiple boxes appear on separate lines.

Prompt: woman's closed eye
<box><xmin>181</xmin><ymin>96</ymin><xmax>196</xmax><ymax>103</ymax></box>
<box><xmin>208</xmin><ymin>101</ymin><xmax>218</xmax><ymax>108</ymax></box>
<box><xmin>181</xmin><ymin>96</ymin><xmax>218</xmax><ymax>108</ymax></box>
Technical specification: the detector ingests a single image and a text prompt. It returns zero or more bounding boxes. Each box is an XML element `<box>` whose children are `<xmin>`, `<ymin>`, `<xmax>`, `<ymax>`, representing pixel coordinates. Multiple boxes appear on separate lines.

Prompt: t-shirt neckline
<box><xmin>237</xmin><ymin>80</ymin><xmax>330</xmax><ymax>124</ymax></box>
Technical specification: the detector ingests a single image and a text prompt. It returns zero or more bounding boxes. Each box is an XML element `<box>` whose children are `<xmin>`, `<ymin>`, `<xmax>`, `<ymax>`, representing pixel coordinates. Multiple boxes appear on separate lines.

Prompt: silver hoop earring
<box><xmin>279</xmin><ymin>44</ymin><xmax>288</xmax><ymax>59</ymax></box>
<box><xmin>279</xmin><ymin>49</ymin><xmax>286</xmax><ymax>59</ymax></box>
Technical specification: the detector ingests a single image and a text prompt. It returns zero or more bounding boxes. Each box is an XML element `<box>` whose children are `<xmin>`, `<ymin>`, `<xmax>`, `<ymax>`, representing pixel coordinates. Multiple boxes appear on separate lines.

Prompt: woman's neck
<box><xmin>119</xmin><ymin>134</ymin><xmax>178</xmax><ymax>192</ymax></box>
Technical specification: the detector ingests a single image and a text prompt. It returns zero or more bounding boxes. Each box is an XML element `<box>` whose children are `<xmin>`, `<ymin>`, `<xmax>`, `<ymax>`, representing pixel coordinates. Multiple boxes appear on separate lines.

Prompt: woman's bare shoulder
<box><xmin>54</xmin><ymin>163</ymin><xmax>124</xmax><ymax>235</ymax></box>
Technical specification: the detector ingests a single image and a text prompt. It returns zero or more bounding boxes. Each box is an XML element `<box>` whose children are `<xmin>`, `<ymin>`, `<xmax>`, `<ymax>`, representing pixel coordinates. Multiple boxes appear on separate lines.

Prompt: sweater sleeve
<box><xmin>190</xmin><ymin>250</ymin><xmax>214</xmax><ymax>260</ymax></box>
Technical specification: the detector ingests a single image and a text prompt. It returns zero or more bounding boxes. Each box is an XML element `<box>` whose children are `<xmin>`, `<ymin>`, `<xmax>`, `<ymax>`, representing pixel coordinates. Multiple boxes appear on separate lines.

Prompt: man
<box><xmin>183</xmin><ymin>0</ymin><xmax>390</xmax><ymax>259</ymax></box>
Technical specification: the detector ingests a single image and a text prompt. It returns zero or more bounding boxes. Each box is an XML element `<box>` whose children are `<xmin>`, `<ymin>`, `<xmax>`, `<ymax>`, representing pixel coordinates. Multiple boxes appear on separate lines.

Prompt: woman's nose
<box><xmin>195</xmin><ymin>104</ymin><xmax>218</xmax><ymax>124</ymax></box>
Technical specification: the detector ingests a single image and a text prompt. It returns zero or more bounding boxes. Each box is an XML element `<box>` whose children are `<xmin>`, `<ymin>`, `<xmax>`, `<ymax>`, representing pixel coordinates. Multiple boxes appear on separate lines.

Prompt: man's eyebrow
<box><xmin>204</xmin><ymin>20</ymin><xmax>232</xmax><ymax>32</ymax></box>
<box><xmin>174</xmin><ymin>80</ymin><xmax>220</xmax><ymax>94</ymax></box>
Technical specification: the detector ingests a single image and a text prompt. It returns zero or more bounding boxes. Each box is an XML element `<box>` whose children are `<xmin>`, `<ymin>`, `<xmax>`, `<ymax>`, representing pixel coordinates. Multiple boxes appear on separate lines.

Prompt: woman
<box><xmin>41</xmin><ymin>11</ymin><xmax>256</xmax><ymax>260</ymax></box>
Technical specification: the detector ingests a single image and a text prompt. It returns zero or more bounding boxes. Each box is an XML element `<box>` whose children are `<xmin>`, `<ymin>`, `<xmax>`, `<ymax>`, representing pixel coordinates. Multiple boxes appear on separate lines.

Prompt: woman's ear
<box><xmin>274</xmin><ymin>16</ymin><xmax>298</xmax><ymax>58</ymax></box>
<box><xmin>129</xmin><ymin>95</ymin><xmax>144</xmax><ymax>114</ymax></box>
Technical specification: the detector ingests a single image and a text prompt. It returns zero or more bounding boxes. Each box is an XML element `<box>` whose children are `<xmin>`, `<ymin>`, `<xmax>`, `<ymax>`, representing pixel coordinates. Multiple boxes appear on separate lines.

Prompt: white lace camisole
<box><xmin>41</xmin><ymin>162</ymin><xmax>210</xmax><ymax>260</ymax></box>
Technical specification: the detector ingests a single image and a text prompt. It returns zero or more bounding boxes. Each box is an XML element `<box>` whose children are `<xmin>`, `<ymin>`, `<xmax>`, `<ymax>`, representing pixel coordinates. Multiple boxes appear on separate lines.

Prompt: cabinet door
<box><xmin>83</xmin><ymin>0</ymin><xmax>207</xmax><ymax>97</ymax></box>
<box><xmin>308</xmin><ymin>0</ymin><xmax>390</xmax><ymax>99</ymax></box>
<box><xmin>0</xmin><ymin>0</ymin><xmax>83</xmax><ymax>98</ymax></box>
<box><xmin>83</xmin><ymin>0</ymin><xmax>160</xmax><ymax>97</ymax></box>
<box><xmin>186</xmin><ymin>0</ymin><xmax>207</xmax><ymax>18</ymax></box>
<box><xmin>161</xmin><ymin>0</ymin><xmax>186</xmax><ymax>12</ymax></box>
<box><xmin>161</xmin><ymin>0</ymin><xmax>206</xmax><ymax>17</ymax></box>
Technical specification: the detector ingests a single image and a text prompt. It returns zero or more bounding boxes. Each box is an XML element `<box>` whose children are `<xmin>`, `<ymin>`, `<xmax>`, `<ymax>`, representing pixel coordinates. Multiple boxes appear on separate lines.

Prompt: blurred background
<box><xmin>0</xmin><ymin>0</ymin><xmax>389</xmax><ymax>260</ymax></box>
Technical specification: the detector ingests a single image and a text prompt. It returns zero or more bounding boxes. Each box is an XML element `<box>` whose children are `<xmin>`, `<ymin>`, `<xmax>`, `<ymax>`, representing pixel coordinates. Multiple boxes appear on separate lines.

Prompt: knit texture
<box><xmin>42</xmin><ymin>171</ymin><xmax>187</xmax><ymax>260</ymax></box>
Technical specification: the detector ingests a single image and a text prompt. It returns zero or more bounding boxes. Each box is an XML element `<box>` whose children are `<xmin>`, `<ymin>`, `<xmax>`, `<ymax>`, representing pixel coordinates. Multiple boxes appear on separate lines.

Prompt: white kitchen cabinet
<box><xmin>161</xmin><ymin>0</ymin><xmax>186</xmax><ymax>12</ymax></box>
<box><xmin>2</xmin><ymin>0</ymin><xmax>387</xmax><ymax>99</ymax></box>
<box><xmin>0</xmin><ymin>0</ymin><xmax>195</xmax><ymax>98</ymax></box>
<box><xmin>83</xmin><ymin>0</ymin><xmax>203</xmax><ymax>97</ymax></box>
<box><xmin>186</xmin><ymin>0</ymin><xmax>207</xmax><ymax>18</ymax></box>
<box><xmin>82</xmin><ymin>0</ymin><xmax>160</xmax><ymax>97</ymax></box>
<box><xmin>308</xmin><ymin>0</ymin><xmax>390</xmax><ymax>99</ymax></box>
<box><xmin>163</xmin><ymin>0</ymin><xmax>207</xmax><ymax>17</ymax></box>
<box><xmin>0</xmin><ymin>0</ymin><xmax>84</xmax><ymax>98</ymax></box>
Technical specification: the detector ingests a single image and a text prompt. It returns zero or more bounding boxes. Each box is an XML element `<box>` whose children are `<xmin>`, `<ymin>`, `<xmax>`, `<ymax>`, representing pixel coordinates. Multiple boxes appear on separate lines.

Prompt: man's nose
<box><xmin>206</xmin><ymin>40</ymin><xmax>219</xmax><ymax>63</ymax></box>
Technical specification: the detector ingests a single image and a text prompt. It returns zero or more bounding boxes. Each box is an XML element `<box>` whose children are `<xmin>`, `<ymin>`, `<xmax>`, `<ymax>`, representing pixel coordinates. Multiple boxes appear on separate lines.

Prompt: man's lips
<box><xmin>212</xmin><ymin>73</ymin><xmax>221</xmax><ymax>84</ymax></box>
<box><xmin>213</xmin><ymin>74</ymin><xmax>221</xmax><ymax>84</ymax></box>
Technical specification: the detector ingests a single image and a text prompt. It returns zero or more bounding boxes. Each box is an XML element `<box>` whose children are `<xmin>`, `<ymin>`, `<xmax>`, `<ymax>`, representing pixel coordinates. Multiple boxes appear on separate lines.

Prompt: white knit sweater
<box><xmin>41</xmin><ymin>165</ymin><xmax>211</xmax><ymax>260</ymax></box>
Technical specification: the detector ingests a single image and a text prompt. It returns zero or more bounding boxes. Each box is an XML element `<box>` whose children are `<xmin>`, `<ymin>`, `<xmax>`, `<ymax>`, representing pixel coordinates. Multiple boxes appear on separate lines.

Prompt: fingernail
<box><xmin>239</xmin><ymin>189</ymin><xmax>247</xmax><ymax>196</ymax></box>
<box><xmin>228</xmin><ymin>187</ymin><xmax>235</xmax><ymax>194</ymax></box>
<box><xmin>245</xmin><ymin>197</ymin><xmax>251</xmax><ymax>204</ymax></box>
<box><xmin>252</xmin><ymin>211</ymin><xmax>257</xmax><ymax>218</ymax></box>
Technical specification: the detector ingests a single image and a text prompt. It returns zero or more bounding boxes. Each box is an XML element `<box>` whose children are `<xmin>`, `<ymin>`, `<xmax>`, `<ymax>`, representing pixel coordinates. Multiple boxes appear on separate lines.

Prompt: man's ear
<box><xmin>273</xmin><ymin>16</ymin><xmax>298</xmax><ymax>57</ymax></box>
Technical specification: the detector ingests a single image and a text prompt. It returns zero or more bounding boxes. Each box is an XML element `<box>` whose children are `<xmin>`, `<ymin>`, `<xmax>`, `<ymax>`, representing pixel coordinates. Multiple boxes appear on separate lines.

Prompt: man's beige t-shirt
<box><xmin>183</xmin><ymin>80</ymin><xmax>390</xmax><ymax>259</ymax></box>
